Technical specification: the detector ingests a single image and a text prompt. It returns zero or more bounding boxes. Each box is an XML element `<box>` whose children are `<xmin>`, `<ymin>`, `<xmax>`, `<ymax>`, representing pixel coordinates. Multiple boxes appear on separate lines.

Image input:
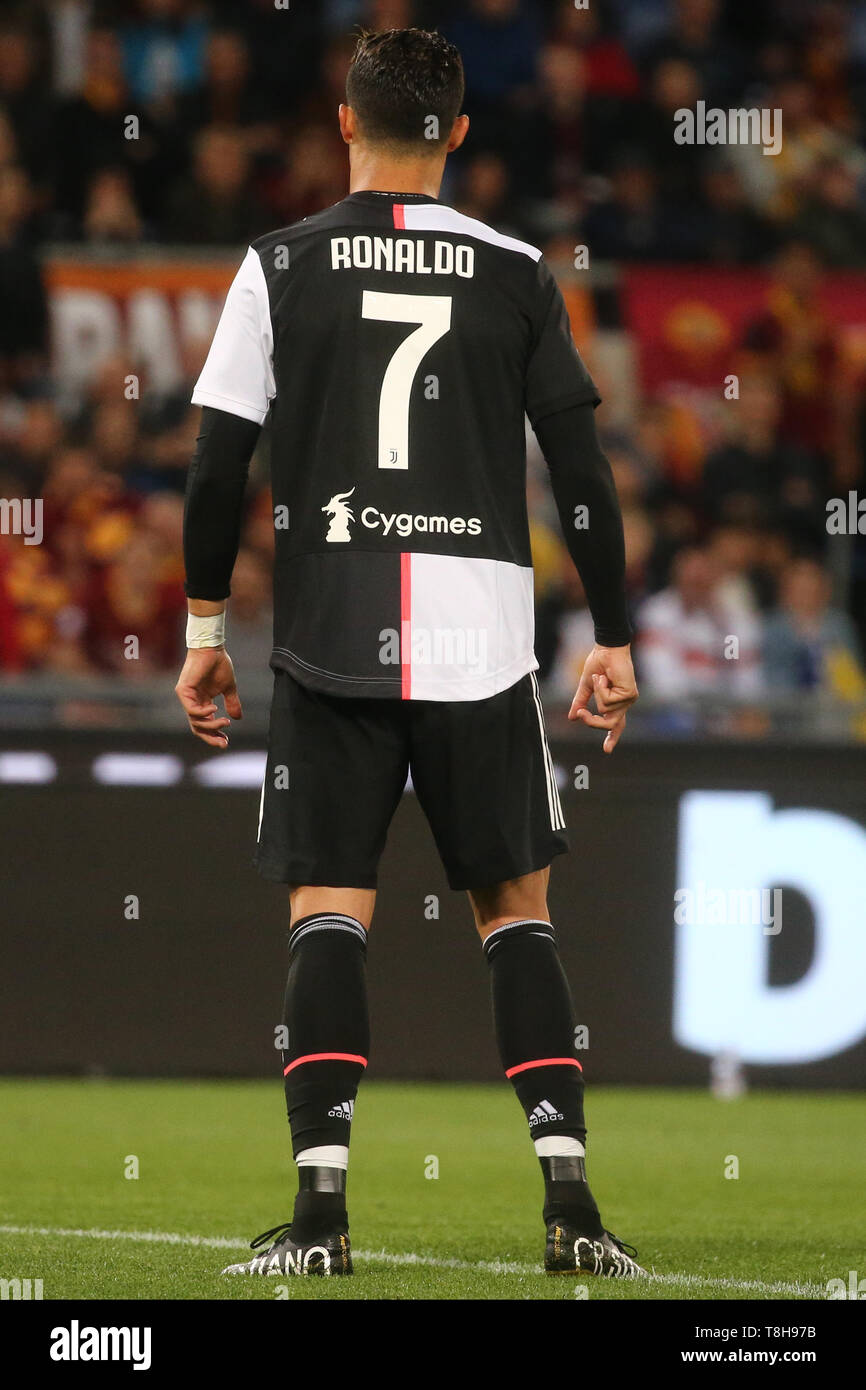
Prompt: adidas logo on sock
<box><xmin>327</xmin><ymin>1100</ymin><xmax>355</xmax><ymax>1120</ymax></box>
<box><xmin>529</xmin><ymin>1100</ymin><xmax>564</xmax><ymax>1126</ymax></box>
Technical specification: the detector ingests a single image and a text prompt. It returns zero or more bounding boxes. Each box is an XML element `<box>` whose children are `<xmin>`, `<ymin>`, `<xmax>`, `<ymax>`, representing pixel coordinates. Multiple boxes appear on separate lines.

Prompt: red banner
<box><xmin>621</xmin><ymin>264</ymin><xmax>866</xmax><ymax>392</ymax></box>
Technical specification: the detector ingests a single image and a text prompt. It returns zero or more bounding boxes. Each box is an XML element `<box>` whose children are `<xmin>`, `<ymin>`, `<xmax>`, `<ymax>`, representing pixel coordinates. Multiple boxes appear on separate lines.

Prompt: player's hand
<box><xmin>569</xmin><ymin>644</ymin><xmax>638</xmax><ymax>754</ymax></box>
<box><xmin>175</xmin><ymin>647</ymin><xmax>243</xmax><ymax>748</ymax></box>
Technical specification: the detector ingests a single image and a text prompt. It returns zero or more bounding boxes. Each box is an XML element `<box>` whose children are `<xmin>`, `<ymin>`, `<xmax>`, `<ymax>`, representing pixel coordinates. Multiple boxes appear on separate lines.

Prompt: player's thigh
<box><xmin>255</xmin><ymin>671</ymin><xmax>409</xmax><ymax>894</ymax></box>
<box><xmin>409</xmin><ymin>672</ymin><xmax>568</xmax><ymax>895</ymax></box>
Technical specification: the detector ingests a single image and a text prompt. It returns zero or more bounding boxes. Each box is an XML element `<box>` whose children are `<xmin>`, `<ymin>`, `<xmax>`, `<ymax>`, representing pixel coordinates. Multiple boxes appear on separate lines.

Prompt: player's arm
<box><xmin>176</xmin><ymin>407</ymin><xmax>260</xmax><ymax>746</ymax></box>
<box><xmin>524</xmin><ymin>257</ymin><xmax>636</xmax><ymax>752</ymax></box>
<box><xmin>534</xmin><ymin>402</ymin><xmax>637</xmax><ymax>753</ymax></box>
<box><xmin>175</xmin><ymin>244</ymin><xmax>275</xmax><ymax>747</ymax></box>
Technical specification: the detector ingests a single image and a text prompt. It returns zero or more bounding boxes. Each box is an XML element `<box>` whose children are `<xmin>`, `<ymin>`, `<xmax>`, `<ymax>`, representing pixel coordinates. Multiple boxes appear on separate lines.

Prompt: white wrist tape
<box><xmin>186</xmin><ymin>611</ymin><xmax>226</xmax><ymax>649</ymax></box>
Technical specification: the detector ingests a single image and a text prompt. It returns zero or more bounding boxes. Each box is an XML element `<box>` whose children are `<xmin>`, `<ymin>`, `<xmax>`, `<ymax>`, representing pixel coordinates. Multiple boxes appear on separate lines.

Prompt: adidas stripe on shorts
<box><xmin>254</xmin><ymin>669</ymin><xmax>568</xmax><ymax>891</ymax></box>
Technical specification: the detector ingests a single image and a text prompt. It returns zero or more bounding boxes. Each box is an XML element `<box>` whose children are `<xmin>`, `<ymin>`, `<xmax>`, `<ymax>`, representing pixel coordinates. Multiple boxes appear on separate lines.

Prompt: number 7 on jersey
<box><xmin>362</xmin><ymin>290</ymin><xmax>452</xmax><ymax>470</ymax></box>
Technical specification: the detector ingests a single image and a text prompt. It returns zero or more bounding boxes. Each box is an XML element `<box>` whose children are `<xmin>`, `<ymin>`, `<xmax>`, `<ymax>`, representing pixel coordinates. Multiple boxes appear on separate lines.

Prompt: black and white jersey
<box><xmin>192</xmin><ymin>190</ymin><xmax>599</xmax><ymax>701</ymax></box>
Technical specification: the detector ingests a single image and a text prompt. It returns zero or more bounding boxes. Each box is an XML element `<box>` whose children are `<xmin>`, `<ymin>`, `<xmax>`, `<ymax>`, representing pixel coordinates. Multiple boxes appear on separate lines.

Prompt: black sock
<box><xmin>290</xmin><ymin>1167</ymin><xmax>348</xmax><ymax>1241</ymax></box>
<box><xmin>539</xmin><ymin>1155</ymin><xmax>603</xmax><ymax>1238</ymax></box>
<box><xmin>281</xmin><ymin>913</ymin><xmax>369</xmax><ymax>1196</ymax></box>
<box><xmin>483</xmin><ymin>919</ymin><xmax>601</xmax><ymax>1235</ymax></box>
<box><xmin>483</xmin><ymin>918</ymin><xmax>586</xmax><ymax>1140</ymax></box>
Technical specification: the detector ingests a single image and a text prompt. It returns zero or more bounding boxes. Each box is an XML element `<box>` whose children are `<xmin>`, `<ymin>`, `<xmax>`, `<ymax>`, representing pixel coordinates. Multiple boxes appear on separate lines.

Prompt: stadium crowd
<box><xmin>1</xmin><ymin>0</ymin><xmax>866</xmax><ymax>730</ymax></box>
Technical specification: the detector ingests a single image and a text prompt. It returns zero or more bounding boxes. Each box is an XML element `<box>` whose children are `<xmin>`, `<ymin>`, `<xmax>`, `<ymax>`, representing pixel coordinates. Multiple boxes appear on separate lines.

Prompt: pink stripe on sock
<box><xmin>283</xmin><ymin>1052</ymin><xmax>368</xmax><ymax>1077</ymax></box>
<box><xmin>505</xmin><ymin>1057</ymin><xmax>583</xmax><ymax>1079</ymax></box>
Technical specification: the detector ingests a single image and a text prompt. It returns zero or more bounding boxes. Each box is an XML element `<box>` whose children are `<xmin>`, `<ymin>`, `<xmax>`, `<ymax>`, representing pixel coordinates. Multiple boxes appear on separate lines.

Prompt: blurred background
<box><xmin>1</xmin><ymin>0</ymin><xmax>865</xmax><ymax>1086</ymax></box>
<box><xmin>2</xmin><ymin>0</ymin><xmax>866</xmax><ymax>733</ymax></box>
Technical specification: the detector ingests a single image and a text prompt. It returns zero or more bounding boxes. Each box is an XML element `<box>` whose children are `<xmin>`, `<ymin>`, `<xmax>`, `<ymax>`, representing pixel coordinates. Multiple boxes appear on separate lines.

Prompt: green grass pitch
<box><xmin>0</xmin><ymin>1079</ymin><xmax>862</xmax><ymax>1301</ymax></box>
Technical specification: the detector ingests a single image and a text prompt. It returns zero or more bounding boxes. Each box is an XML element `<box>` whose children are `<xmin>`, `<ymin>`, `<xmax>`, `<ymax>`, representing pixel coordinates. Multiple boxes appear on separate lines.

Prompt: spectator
<box><xmin>90</xmin><ymin>402</ymin><xmax>142</xmax><ymax>481</ymax></box>
<box><xmin>583</xmin><ymin>158</ymin><xmax>693</xmax><ymax>262</ymax></box>
<box><xmin>0</xmin><ymin>21</ymin><xmax>54</xmax><ymax>201</ymax></box>
<box><xmin>742</xmin><ymin>241</ymin><xmax>840</xmax><ymax>470</ymax></box>
<box><xmin>1</xmin><ymin>531</ymin><xmax>79</xmax><ymax>672</ymax></box>
<box><xmin>53</xmin><ymin>24</ymin><xmax>181</xmax><ymax>235</ymax></box>
<box><xmin>696</xmin><ymin>160</ymin><xmax>778</xmax><ymax>265</ymax></box>
<box><xmin>730</xmin><ymin>76</ymin><xmax>842</xmax><ymax>224</ymax></box>
<box><xmin>554</xmin><ymin>0</ymin><xmax>642</xmax><ymax>107</ymax></box>
<box><xmin>640</xmin><ymin>0</ymin><xmax>745</xmax><ymax>109</ymax></box>
<box><xmin>706</xmin><ymin>522</ymin><xmax>762</xmax><ymax>620</ymax></box>
<box><xmin>794</xmin><ymin>157</ymin><xmax>866</xmax><ymax>269</ymax></box>
<box><xmin>636</xmin><ymin>545</ymin><xmax>763</xmax><ymax>697</ymax></box>
<box><xmin>702</xmin><ymin>375</ymin><xmax>825</xmax><ymax>549</ymax></box>
<box><xmin>514</xmin><ymin>42</ymin><xmax>592</xmax><ymax>224</ymax></box>
<box><xmin>40</xmin><ymin>446</ymin><xmax>133</xmax><ymax>573</ymax></box>
<box><xmin>177</xmin><ymin>27</ymin><xmax>278</xmax><ymax>158</ymax></box>
<box><xmin>634</xmin><ymin>57</ymin><xmax>707</xmax><ymax>208</ymax></box>
<box><xmin>266</xmin><ymin>121</ymin><xmax>346</xmax><ymax>227</ymax></box>
<box><xmin>0</xmin><ymin>164</ymin><xmax>48</xmax><ymax>394</ymax></box>
<box><xmin>3</xmin><ymin>399</ymin><xmax>63</xmax><ymax>491</ymax></box>
<box><xmin>763</xmin><ymin>557</ymin><xmax>864</xmax><ymax>693</ymax></box>
<box><xmin>803</xmin><ymin>3</ymin><xmax>858</xmax><ymax>137</ymax></box>
<box><xmin>454</xmin><ymin>152</ymin><xmax>519</xmax><ymax>233</ymax></box>
<box><xmin>135</xmin><ymin>405</ymin><xmax>201</xmax><ymax>494</ymax></box>
<box><xmin>84</xmin><ymin>531</ymin><xmax>185</xmax><ymax>674</ymax></box>
<box><xmin>83</xmin><ymin>169</ymin><xmax>144</xmax><ymax>244</ymax></box>
<box><xmin>162</xmin><ymin>124</ymin><xmax>270</xmax><ymax>243</ymax></box>
<box><xmin>445</xmin><ymin>0</ymin><xmax>541</xmax><ymax>150</ymax></box>
<box><xmin>447</xmin><ymin>0</ymin><xmax>540</xmax><ymax>107</ymax></box>
<box><xmin>120</xmin><ymin>0</ymin><xmax>208</xmax><ymax>104</ymax></box>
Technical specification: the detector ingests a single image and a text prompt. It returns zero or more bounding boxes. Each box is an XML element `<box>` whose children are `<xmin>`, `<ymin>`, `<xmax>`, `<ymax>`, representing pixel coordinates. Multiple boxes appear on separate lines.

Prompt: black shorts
<box><xmin>254</xmin><ymin>669</ymin><xmax>568</xmax><ymax>891</ymax></box>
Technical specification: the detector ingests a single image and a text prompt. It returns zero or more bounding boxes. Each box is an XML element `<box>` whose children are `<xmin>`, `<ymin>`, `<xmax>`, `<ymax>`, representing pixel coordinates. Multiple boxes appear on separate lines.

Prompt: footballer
<box><xmin>176</xmin><ymin>27</ymin><xmax>644</xmax><ymax>1280</ymax></box>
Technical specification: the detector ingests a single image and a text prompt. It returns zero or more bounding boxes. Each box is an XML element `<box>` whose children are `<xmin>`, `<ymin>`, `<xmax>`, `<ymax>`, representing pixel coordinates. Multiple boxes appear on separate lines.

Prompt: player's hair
<box><xmin>346</xmin><ymin>28</ymin><xmax>465</xmax><ymax>152</ymax></box>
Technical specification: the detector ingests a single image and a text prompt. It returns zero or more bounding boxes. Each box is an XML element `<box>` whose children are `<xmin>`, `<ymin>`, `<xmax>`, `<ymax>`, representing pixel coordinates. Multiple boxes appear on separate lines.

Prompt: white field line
<box><xmin>0</xmin><ymin>1223</ymin><xmax>824</xmax><ymax>1298</ymax></box>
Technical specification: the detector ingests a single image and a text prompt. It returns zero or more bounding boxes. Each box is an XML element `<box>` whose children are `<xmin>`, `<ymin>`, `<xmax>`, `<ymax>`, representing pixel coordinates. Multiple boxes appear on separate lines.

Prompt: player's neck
<box><xmin>348</xmin><ymin>151</ymin><xmax>444</xmax><ymax>200</ymax></box>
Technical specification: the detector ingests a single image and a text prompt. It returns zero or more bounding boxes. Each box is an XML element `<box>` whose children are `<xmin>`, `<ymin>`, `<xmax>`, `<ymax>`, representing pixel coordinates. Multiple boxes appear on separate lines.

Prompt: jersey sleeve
<box><xmin>191</xmin><ymin>245</ymin><xmax>275</xmax><ymax>424</ymax></box>
<box><xmin>524</xmin><ymin>258</ymin><xmax>600</xmax><ymax>428</ymax></box>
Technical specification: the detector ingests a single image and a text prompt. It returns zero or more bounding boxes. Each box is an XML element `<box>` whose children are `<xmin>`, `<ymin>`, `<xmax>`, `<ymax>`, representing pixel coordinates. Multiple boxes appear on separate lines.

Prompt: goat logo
<box><xmin>322</xmin><ymin>487</ymin><xmax>356</xmax><ymax>543</ymax></box>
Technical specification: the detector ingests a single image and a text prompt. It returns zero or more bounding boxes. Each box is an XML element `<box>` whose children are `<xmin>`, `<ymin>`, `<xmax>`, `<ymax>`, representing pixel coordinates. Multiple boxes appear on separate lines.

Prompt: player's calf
<box><xmin>482</xmin><ymin>919</ymin><xmax>602</xmax><ymax>1229</ymax></box>
<box><xmin>224</xmin><ymin>910</ymin><xmax>369</xmax><ymax>1277</ymax></box>
<box><xmin>481</xmin><ymin>916</ymin><xmax>647</xmax><ymax>1275</ymax></box>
